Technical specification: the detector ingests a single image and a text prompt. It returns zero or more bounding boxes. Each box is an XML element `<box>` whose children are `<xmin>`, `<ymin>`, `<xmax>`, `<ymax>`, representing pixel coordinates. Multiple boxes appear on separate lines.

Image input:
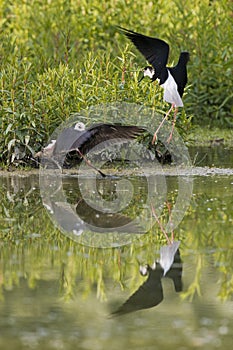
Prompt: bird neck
<box><xmin>178</xmin><ymin>52</ymin><xmax>190</xmax><ymax>66</ymax></box>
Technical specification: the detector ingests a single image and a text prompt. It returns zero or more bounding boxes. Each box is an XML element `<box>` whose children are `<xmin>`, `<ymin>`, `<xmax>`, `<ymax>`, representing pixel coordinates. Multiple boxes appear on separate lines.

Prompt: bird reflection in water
<box><xmin>45</xmin><ymin>196</ymin><xmax>143</xmax><ymax>236</ymax></box>
<box><xmin>112</xmin><ymin>243</ymin><xmax>182</xmax><ymax>316</ymax></box>
<box><xmin>112</xmin><ymin>204</ymin><xmax>182</xmax><ymax>316</ymax></box>
<box><xmin>75</xmin><ymin>197</ymin><xmax>142</xmax><ymax>233</ymax></box>
<box><xmin>44</xmin><ymin>177</ymin><xmax>145</xmax><ymax>236</ymax></box>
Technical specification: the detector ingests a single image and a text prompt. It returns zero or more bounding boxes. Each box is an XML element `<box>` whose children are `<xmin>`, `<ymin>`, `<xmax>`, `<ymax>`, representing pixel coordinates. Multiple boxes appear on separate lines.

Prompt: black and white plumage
<box><xmin>53</xmin><ymin>122</ymin><xmax>145</xmax><ymax>157</ymax></box>
<box><xmin>36</xmin><ymin>122</ymin><xmax>145</xmax><ymax>175</ymax></box>
<box><xmin>112</xmin><ymin>262</ymin><xmax>164</xmax><ymax>316</ymax></box>
<box><xmin>112</xmin><ymin>245</ymin><xmax>182</xmax><ymax>316</ymax></box>
<box><xmin>74</xmin><ymin>198</ymin><xmax>143</xmax><ymax>233</ymax></box>
<box><xmin>118</xmin><ymin>27</ymin><xmax>190</xmax><ymax>143</ymax></box>
<box><xmin>44</xmin><ymin>198</ymin><xmax>143</xmax><ymax>236</ymax></box>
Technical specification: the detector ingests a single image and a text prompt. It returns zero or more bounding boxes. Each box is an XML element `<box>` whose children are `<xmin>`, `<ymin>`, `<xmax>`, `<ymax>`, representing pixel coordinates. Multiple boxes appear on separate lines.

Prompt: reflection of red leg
<box><xmin>152</xmin><ymin>103</ymin><xmax>175</xmax><ymax>145</ymax></box>
<box><xmin>166</xmin><ymin>201</ymin><xmax>174</xmax><ymax>242</ymax></box>
<box><xmin>151</xmin><ymin>203</ymin><xmax>171</xmax><ymax>244</ymax></box>
<box><xmin>167</xmin><ymin>107</ymin><xmax>178</xmax><ymax>143</ymax></box>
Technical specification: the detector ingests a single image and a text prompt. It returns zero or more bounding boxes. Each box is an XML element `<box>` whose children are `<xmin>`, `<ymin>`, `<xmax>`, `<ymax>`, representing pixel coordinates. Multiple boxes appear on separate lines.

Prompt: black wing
<box><xmin>69</xmin><ymin>124</ymin><xmax>145</xmax><ymax>156</ymax></box>
<box><xmin>118</xmin><ymin>26</ymin><xmax>169</xmax><ymax>78</ymax></box>
<box><xmin>112</xmin><ymin>265</ymin><xmax>163</xmax><ymax>316</ymax></box>
<box><xmin>169</xmin><ymin>52</ymin><xmax>189</xmax><ymax>97</ymax></box>
<box><xmin>75</xmin><ymin>198</ymin><xmax>143</xmax><ymax>233</ymax></box>
<box><xmin>165</xmin><ymin>249</ymin><xmax>183</xmax><ymax>292</ymax></box>
<box><xmin>53</xmin><ymin>127</ymin><xmax>83</xmax><ymax>155</ymax></box>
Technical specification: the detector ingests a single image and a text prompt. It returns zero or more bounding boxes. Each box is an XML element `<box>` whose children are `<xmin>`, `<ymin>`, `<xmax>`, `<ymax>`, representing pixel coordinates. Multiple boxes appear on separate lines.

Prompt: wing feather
<box><xmin>69</xmin><ymin>124</ymin><xmax>145</xmax><ymax>156</ymax></box>
<box><xmin>118</xmin><ymin>27</ymin><xmax>169</xmax><ymax>78</ymax></box>
<box><xmin>112</xmin><ymin>266</ymin><xmax>163</xmax><ymax>316</ymax></box>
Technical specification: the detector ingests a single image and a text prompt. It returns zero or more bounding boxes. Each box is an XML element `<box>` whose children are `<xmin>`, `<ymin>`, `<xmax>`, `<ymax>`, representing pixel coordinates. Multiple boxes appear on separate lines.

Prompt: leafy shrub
<box><xmin>0</xmin><ymin>0</ymin><xmax>232</xmax><ymax>164</ymax></box>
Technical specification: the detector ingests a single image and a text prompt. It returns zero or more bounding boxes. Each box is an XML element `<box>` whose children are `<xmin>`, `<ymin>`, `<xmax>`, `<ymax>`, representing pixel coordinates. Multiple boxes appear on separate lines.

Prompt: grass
<box><xmin>187</xmin><ymin>125</ymin><xmax>233</xmax><ymax>146</ymax></box>
<box><xmin>0</xmin><ymin>0</ymin><xmax>232</xmax><ymax>165</ymax></box>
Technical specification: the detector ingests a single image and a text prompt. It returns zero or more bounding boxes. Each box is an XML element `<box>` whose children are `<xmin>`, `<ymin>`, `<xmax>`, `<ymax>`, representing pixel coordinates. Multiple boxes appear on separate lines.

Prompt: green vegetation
<box><xmin>187</xmin><ymin>125</ymin><xmax>233</xmax><ymax>146</ymax></box>
<box><xmin>0</xmin><ymin>0</ymin><xmax>232</xmax><ymax>165</ymax></box>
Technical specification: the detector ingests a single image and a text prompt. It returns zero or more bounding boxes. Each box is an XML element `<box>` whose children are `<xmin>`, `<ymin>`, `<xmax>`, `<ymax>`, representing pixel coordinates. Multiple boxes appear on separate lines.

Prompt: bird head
<box><xmin>74</xmin><ymin>122</ymin><xmax>86</xmax><ymax>131</ymax></box>
<box><xmin>138</xmin><ymin>66</ymin><xmax>155</xmax><ymax>83</ymax></box>
<box><xmin>139</xmin><ymin>264</ymin><xmax>151</xmax><ymax>276</ymax></box>
<box><xmin>179</xmin><ymin>52</ymin><xmax>190</xmax><ymax>64</ymax></box>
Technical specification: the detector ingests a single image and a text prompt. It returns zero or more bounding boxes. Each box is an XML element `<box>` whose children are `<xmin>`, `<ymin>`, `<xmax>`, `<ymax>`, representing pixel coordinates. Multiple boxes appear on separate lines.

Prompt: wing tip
<box><xmin>116</xmin><ymin>26</ymin><xmax>140</xmax><ymax>38</ymax></box>
<box><xmin>116</xmin><ymin>25</ymin><xmax>131</xmax><ymax>33</ymax></box>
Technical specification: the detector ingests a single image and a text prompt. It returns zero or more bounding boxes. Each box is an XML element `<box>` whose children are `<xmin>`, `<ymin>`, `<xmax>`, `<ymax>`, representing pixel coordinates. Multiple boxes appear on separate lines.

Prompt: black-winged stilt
<box><xmin>35</xmin><ymin>122</ymin><xmax>145</xmax><ymax>176</ymax></box>
<box><xmin>111</xmin><ymin>247</ymin><xmax>182</xmax><ymax>315</ymax></box>
<box><xmin>118</xmin><ymin>27</ymin><xmax>189</xmax><ymax>143</ymax></box>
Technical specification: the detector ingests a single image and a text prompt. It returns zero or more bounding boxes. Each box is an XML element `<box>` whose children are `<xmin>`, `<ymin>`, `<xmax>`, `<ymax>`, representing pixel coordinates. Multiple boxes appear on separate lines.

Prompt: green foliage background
<box><xmin>0</xmin><ymin>0</ymin><xmax>232</xmax><ymax>163</ymax></box>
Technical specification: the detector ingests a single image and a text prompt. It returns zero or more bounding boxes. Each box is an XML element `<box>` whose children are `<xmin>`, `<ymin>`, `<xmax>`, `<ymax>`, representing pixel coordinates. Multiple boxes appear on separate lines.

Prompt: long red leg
<box><xmin>152</xmin><ymin>103</ymin><xmax>175</xmax><ymax>145</ymax></box>
<box><xmin>167</xmin><ymin>107</ymin><xmax>178</xmax><ymax>143</ymax></box>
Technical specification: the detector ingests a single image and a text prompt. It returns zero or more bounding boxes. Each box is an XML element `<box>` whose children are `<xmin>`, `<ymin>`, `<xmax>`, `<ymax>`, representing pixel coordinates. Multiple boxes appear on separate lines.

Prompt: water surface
<box><xmin>0</xmin><ymin>146</ymin><xmax>232</xmax><ymax>350</ymax></box>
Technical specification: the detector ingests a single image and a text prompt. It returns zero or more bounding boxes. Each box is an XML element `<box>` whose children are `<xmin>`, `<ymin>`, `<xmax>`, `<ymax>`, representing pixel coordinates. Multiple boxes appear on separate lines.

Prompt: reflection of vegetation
<box><xmin>215</xmin><ymin>249</ymin><xmax>233</xmax><ymax>301</ymax></box>
<box><xmin>0</xmin><ymin>175</ymin><xmax>43</xmax><ymax>238</ymax></box>
<box><xmin>0</xmin><ymin>174</ymin><xmax>232</xmax><ymax>304</ymax></box>
<box><xmin>180</xmin><ymin>254</ymin><xmax>203</xmax><ymax>301</ymax></box>
<box><xmin>179</xmin><ymin>176</ymin><xmax>233</xmax><ymax>301</ymax></box>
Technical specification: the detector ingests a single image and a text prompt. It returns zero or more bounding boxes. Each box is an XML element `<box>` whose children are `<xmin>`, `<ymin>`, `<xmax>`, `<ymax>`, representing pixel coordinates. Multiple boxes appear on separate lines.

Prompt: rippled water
<box><xmin>0</xmin><ymin>146</ymin><xmax>232</xmax><ymax>350</ymax></box>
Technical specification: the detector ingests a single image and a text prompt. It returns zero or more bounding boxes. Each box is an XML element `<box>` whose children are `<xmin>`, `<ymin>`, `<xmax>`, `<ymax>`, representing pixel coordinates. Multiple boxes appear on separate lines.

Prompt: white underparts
<box><xmin>44</xmin><ymin>139</ymin><xmax>56</xmax><ymax>151</ymax></box>
<box><xmin>42</xmin><ymin>139</ymin><xmax>56</xmax><ymax>156</ymax></box>
<box><xmin>161</xmin><ymin>71</ymin><xmax>183</xmax><ymax>107</ymax></box>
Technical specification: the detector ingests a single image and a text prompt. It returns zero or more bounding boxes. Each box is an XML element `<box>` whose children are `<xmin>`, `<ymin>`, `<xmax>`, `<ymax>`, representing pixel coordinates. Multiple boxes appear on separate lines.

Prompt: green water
<box><xmin>0</xmin><ymin>147</ymin><xmax>233</xmax><ymax>350</ymax></box>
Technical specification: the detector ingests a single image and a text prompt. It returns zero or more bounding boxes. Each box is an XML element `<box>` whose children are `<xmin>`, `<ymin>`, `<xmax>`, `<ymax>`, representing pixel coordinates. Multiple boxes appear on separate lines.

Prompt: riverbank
<box><xmin>0</xmin><ymin>126</ymin><xmax>232</xmax><ymax>177</ymax></box>
<box><xmin>187</xmin><ymin>126</ymin><xmax>233</xmax><ymax>147</ymax></box>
